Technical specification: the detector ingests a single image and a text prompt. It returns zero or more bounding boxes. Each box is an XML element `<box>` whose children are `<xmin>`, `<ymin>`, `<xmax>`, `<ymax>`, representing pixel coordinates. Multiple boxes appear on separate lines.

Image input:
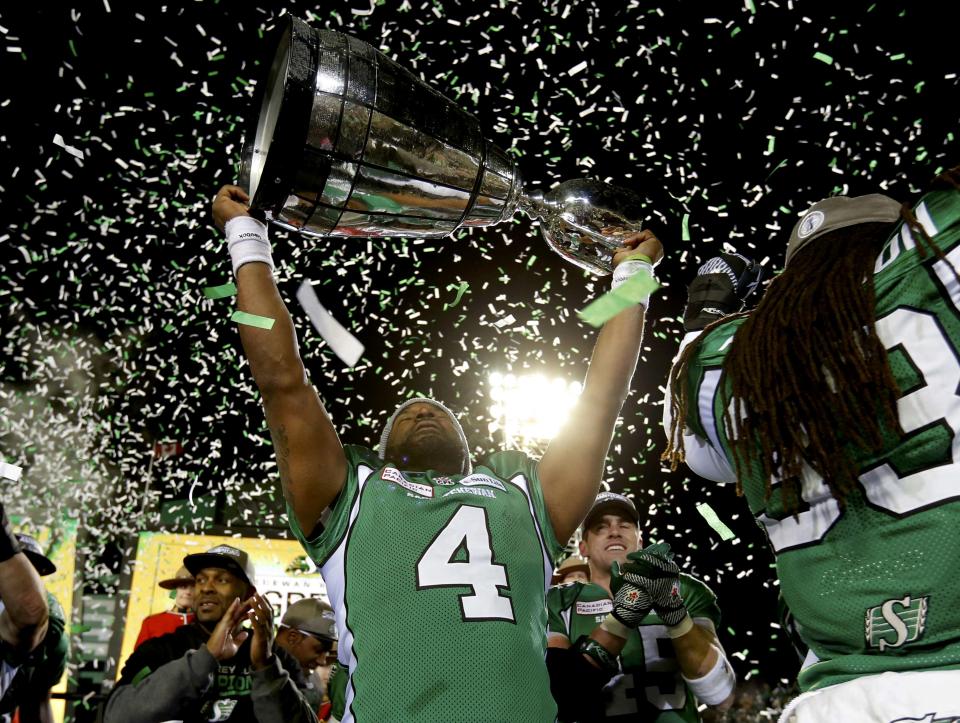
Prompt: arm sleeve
<box><xmin>286</xmin><ymin>445</ymin><xmax>377</xmax><ymax>565</ymax></box>
<box><xmin>681</xmin><ymin>574</ymin><xmax>722</xmax><ymax>629</ymax></box>
<box><xmin>663</xmin><ymin>332</ymin><xmax>737</xmax><ymax>486</ymax></box>
<box><xmin>104</xmin><ymin>644</ymin><xmax>218</xmax><ymax>723</ymax></box>
<box><xmin>250</xmin><ymin>654</ymin><xmax>318</xmax><ymax>723</ymax></box>
<box><xmin>545</xmin><ymin>584</ymin><xmax>578</xmax><ymax>636</ymax></box>
<box><xmin>327</xmin><ymin>662</ymin><xmax>348</xmax><ymax>722</ymax></box>
<box><xmin>134</xmin><ymin>617</ymin><xmax>153</xmax><ymax>649</ymax></box>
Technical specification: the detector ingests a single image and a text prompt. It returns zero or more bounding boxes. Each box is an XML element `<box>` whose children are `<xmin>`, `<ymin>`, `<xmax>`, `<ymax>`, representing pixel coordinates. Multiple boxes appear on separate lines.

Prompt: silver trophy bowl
<box><xmin>239</xmin><ymin>17</ymin><xmax>644</xmax><ymax>276</ymax></box>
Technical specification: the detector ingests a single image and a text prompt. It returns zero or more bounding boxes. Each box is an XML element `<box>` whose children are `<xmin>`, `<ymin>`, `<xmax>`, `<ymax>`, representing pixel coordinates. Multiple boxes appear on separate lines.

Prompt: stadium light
<box><xmin>487</xmin><ymin>371</ymin><xmax>582</xmax><ymax>454</ymax></box>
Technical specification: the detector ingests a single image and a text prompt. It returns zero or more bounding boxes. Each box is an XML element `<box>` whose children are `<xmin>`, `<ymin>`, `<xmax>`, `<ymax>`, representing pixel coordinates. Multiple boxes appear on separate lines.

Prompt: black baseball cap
<box><xmin>183</xmin><ymin>544</ymin><xmax>256</xmax><ymax>588</ymax></box>
<box><xmin>15</xmin><ymin>533</ymin><xmax>56</xmax><ymax>576</ymax></box>
<box><xmin>582</xmin><ymin>492</ymin><xmax>640</xmax><ymax>531</ymax></box>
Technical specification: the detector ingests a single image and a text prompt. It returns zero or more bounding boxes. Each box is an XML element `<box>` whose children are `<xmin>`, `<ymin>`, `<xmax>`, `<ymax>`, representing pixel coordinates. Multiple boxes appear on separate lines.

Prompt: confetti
<box><xmin>0</xmin><ymin>1</ymin><xmax>953</xmax><ymax>698</ymax></box>
<box><xmin>203</xmin><ymin>282</ymin><xmax>238</xmax><ymax>299</ymax></box>
<box><xmin>697</xmin><ymin>502</ymin><xmax>736</xmax><ymax>541</ymax></box>
<box><xmin>577</xmin><ymin>270</ymin><xmax>661</xmax><ymax>327</ymax></box>
<box><xmin>230</xmin><ymin>310</ymin><xmax>276</xmax><ymax>330</ymax></box>
<box><xmin>296</xmin><ymin>281</ymin><xmax>365</xmax><ymax>367</ymax></box>
<box><xmin>0</xmin><ymin>461</ymin><xmax>22</xmax><ymax>482</ymax></box>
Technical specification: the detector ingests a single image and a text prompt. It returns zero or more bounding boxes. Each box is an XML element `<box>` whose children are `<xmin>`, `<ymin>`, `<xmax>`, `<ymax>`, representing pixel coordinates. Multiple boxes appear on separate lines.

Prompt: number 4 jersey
<box><xmin>287</xmin><ymin>445</ymin><xmax>564</xmax><ymax>723</ymax></box>
<box><xmin>547</xmin><ymin>576</ymin><xmax>721</xmax><ymax>722</ymax></box>
<box><xmin>672</xmin><ymin>186</ymin><xmax>960</xmax><ymax>692</ymax></box>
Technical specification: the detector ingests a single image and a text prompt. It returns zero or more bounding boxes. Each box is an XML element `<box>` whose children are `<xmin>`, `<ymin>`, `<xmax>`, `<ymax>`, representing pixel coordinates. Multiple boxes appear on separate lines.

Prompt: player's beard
<box><xmin>386</xmin><ymin>432</ymin><xmax>464</xmax><ymax>474</ymax></box>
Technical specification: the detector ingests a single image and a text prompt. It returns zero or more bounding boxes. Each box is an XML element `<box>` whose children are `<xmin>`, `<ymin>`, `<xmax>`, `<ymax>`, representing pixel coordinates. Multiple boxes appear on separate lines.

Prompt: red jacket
<box><xmin>134</xmin><ymin>610</ymin><xmax>196</xmax><ymax>649</ymax></box>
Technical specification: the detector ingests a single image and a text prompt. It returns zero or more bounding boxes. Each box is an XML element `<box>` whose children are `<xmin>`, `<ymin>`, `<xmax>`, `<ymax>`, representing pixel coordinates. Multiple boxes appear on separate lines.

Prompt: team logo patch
<box><xmin>575</xmin><ymin>599</ymin><xmax>613</xmax><ymax>616</ymax></box>
<box><xmin>797</xmin><ymin>210</ymin><xmax>825</xmax><ymax>239</ymax></box>
<box><xmin>459</xmin><ymin>474</ymin><xmax>506</xmax><ymax>491</ymax></box>
<box><xmin>207</xmin><ymin>545</ymin><xmax>241</xmax><ymax>558</ymax></box>
<box><xmin>381</xmin><ymin>467</ymin><xmax>433</xmax><ymax>497</ymax></box>
<box><xmin>865</xmin><ymin>595</ymin><xmax>929</xmax><ymax>652</ymax></box>
<box><xmin>434</xmin><ymin>476</ymin><xmax>455</xmax><ymax>486</ymax></box>
<box><xmin>669</xmin><ymin>581</ymin><xmax>681</xmax><ymax>601</ymax></box>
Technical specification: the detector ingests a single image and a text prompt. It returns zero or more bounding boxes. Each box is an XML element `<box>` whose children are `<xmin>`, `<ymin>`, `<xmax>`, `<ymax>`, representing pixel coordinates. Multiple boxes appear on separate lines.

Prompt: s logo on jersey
<box><xmin>865</xmin><ymin>595</ymin><xmax>929</xmax><ymax>652</ymax></box>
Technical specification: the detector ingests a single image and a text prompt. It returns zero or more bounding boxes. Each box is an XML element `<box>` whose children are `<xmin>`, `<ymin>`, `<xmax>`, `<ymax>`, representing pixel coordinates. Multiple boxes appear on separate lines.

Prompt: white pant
<box><xmin>779</xmin><ymin>670</ymin><xmax>960</xmax><ymax>722</ymax></box>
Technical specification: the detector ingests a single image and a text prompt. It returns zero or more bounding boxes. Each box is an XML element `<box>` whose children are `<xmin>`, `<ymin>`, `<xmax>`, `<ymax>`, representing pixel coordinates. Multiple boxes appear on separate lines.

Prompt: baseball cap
<box><xmin>785</xmin><ymin>194</ymin><xmax>901</xmax><ymax>265</ymax></box>
<box><xmin>183</xmin><ymin>545</ymin><xmax>256</xmax><ymax>588</ymax></box>
<box><xmin>281</xmin><ymin>598</ymin><xmax>338</xmax><ymax>642</ymax></box>
<box><xmin>158</xmin><ymin>565</ymin><xmax>194</xmax><ymax>590</ymax></box>
<box><xmin>582</xmin><ymin>492</ymin><xmax>640</xmax><ymax>531</ymax></box>
<box><xmin>550</xmin><ymin>556</ymin><xmax>591</xmax><ymax>585</ymax></box>
<box><xmin>15</xmin><ymin>533</ymin><xmax>56</xmax><ymax>577</ymax></box>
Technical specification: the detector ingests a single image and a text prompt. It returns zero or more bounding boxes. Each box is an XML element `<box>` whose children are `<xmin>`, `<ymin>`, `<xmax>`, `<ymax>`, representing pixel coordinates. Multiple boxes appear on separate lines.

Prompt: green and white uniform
<box><xmin>288</xmin><ymin>444</ymin><xmax>563</xmax><ymax>722</ymax></box>
<box><xmin>547</xmin><ymin>576</ymin><xmax>721</xmax><ymax>722</ymax></box>
<box><xmin>670</xmin><ymin>187</ymin><xmax>960</xmax><ymax>692</ymax></box>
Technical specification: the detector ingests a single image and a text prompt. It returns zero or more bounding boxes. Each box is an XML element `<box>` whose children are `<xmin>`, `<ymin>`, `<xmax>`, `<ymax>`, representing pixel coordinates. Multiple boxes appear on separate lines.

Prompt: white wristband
<box><xmin>225</xmin><ymin>216</ymin><xmax>274</xmax><ymax>276</ymax></box>
<box><xmin>666</xmin><ymin>613</ymin><xmax>695</xmax><ymax>638</ymax></box>
<box><xmin>611</xmin><ymin>259</ymin><xmax>655</xmax><ymax>309</ymax></box>
<box><xmin>682</xmin><ymin>649</ymin><xmax>736</xmax><ymax>705</ymax></box>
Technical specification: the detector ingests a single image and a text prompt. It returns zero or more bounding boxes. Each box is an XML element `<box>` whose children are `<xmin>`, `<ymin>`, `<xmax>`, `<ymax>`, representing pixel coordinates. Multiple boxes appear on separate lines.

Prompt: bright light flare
<box><xmin>487</xmin><ymin>371</ymin><xmax>582</xmax><ymax>452</ymax></box>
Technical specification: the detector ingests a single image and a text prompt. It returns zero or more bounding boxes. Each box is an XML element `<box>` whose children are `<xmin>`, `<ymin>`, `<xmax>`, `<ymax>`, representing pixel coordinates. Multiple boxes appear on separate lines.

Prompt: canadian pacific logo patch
<box><xmin>575</xmin><ymin>599</ymin><xmax>613</xmax><ymax>616</ymax></box>
<box><xmin>382</xmin><ymin>467</ymin><xmax>433</xmax><ymax>497</ymax></box>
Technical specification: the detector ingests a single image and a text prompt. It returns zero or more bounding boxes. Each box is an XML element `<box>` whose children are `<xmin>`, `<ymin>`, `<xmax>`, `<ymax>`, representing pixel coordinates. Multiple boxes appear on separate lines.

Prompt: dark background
<box><xmin>0</xmin><ymin>0</ymin><xmax>957</xmax><ymax>706</ymax></box>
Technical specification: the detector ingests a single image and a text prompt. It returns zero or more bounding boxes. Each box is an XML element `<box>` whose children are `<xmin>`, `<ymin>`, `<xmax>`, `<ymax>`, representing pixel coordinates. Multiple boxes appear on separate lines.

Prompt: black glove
<box><xmin>609</xmin><ymin>562</ymin><xmax>653</xmax><ymax>628</ymax></box>
<box><xmin>0</xmin><ymin>503</ymin><xmax>23</xmax><ymax>563</ymax></box>
<box><xmin>617</xmin><ymin>543</ymin><xmax>688</xmax><ymax>627</ymax></box>
<box><xmin>683</xmin><ymin>253</ymin><xmax>765</xmax><ymax>331</ymax></box>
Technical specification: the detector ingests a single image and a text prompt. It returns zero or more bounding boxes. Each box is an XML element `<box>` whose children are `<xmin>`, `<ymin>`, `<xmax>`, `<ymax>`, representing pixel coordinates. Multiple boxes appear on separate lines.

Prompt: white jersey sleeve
<box><xmin>663</xmin><ymin>331</ymin><xmax>737</xmax><ymax>485</ymax></box>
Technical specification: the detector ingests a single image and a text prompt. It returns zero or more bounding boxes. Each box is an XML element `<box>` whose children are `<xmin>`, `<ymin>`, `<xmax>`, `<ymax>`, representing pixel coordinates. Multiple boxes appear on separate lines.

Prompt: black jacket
<box><xmin>105</xmin><ymin>622</ymin><xmax>316</xmax><ymax>723</ymax></box>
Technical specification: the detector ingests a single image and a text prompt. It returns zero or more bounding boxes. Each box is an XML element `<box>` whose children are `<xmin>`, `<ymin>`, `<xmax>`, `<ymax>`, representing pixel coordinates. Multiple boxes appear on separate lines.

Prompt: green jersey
<box><xmin>546</xmin><ymin>576</ymin><xmax>721</xmax><ymax>722</ymax></box>
<box><xmin>288</xmin><ymin>444</ymin><xmax>563</xmax><ymax>723</ymax></box>
<box><xmin>676</xmin><ymin>187</ymin><xmax>960</xmax><ymax>691</ymax></box>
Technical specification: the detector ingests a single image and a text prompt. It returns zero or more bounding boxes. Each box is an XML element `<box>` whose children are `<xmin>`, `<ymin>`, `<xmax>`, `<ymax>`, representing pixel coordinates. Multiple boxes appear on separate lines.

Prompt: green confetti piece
<box><xmin>577</xmin><ymin>270</ymin><xmax>660</xmax><ymax>327</ymax></box>
<box><xmin>231</xmin><ymin>310</ymin><xmax>275</xmax><ymax>330</ymax></box>
<box><xmin>681</xmin><ymin>214</ymin><xmax>691</xmax><ymax>241</ymax></box>
<box><xmin>443</xmin><ymin>281</ymin><xmax>470</xmax><ymax>310</ymax></box>
<box><xmin>696</xmin><ymin>502</ymin><xmax>736</xmax><ymax>541</ymax></box>
<box><xmin>203</xmin><ymin>282</ymin><xmax>237</xmax><ymax>299</ymax></box>
<box><xmin>813</xmin><ymin>52</ymin><xmax>833</xmax><ymax>64</ymax></box>
<box><xmin>744</xmin><ymin>0</ymin><xmax>755</xmax><ymax>12</ymax></box>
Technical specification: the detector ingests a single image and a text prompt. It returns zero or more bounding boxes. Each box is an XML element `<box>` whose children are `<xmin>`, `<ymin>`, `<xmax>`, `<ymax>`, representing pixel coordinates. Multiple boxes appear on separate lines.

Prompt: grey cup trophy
<box><xmin>239</xmin><ymin>17</ymin><xmax>644</xmax><ymax>276</ymax></box>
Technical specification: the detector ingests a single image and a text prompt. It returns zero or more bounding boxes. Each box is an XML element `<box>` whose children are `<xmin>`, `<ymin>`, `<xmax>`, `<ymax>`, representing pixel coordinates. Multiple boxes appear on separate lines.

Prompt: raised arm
<box><xmin>212</xmin><ymin>185</ymin><xmax>347</xmax><ymax>535</ymax></box>
<box><xmin>538</xmin><ymin>230</ymin><xmax>663</xmax><ymax>542</ymax></box>
<box><xmin>0</xmin><ymin>505</ymin><xmax>48</xmax><ymax>656</ymax></box>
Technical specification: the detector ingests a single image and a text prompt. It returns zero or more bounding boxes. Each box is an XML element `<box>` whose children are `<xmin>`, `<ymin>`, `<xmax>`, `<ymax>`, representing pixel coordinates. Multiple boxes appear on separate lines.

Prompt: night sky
<box><xmin>1</xmin><ymin>0</ymin><xmax>957</xmax><ymax>691</ymax></box>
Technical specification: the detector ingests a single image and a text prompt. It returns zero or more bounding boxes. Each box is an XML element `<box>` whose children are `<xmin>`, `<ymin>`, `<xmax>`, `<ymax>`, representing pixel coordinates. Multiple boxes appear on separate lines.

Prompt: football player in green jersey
<box><xmin>546</xmin><ymin>492</ymin><xmax>735</xmax><ymax>722</ymax></box>
<box><xmin>663</xmin><ymin>167</ymin><xmax>960</xmax><ymax>721</ymax></box>
<box><xmin>212</xmin><ymin>184</ymin><xmax>664</xmax><ymax>722</ymax></box>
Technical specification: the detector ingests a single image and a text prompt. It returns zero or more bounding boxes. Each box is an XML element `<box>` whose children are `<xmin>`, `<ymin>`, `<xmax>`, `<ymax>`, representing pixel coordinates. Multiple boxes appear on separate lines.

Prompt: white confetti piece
<box><xmin>52</xmin><ymin>133</ymin><xmax>84</xmax><ymax>160</ymax></box>
<box><xmin>0</xmin><ymin>461</ymin><xmax>22</xmax><ymax>482</ymax></box>
<box><xmin>296</xmin><ymin>280</ymin><xmax>365</xmax><ymax>367</ymax></box>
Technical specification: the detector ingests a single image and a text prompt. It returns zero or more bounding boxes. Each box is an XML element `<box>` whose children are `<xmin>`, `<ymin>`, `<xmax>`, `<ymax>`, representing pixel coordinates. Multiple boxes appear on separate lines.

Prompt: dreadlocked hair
<box><xmin>720</xmin><ymin>222</ymin><xmax>907</xmax><ymax>513</ymax></box>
